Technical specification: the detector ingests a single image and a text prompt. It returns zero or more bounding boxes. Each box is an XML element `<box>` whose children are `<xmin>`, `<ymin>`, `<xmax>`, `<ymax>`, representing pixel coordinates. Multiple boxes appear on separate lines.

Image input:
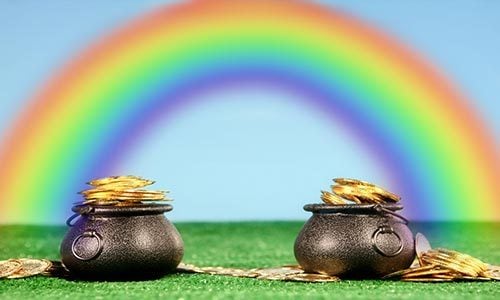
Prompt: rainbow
<box><xmin>0</xmin><ymin>0</ymin><xmax>498</xmax><ymax>223</ymax></box>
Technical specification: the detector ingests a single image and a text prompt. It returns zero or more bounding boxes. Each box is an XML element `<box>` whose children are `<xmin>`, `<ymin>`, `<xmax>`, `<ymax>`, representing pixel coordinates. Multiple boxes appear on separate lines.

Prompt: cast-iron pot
<box><xmin>294</xmin><ymin>203</ymin><xmax>414</xmax><ymax>278</ymax></box>
<box><xmin>60</xmin><ymin>203</ymin><xmax>183</xmax><ymax>280</ymax></box>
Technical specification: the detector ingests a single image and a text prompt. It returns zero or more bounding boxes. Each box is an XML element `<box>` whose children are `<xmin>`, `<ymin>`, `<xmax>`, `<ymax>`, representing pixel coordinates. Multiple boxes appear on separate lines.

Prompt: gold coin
<box><xmin>90</xmin><ymin>182</ymin><xmax>151</xmax><ymax>191</ymax></box>
<box><xmin>415</xmin><ymin>233</ymin><xmax>432</xmax><ymax>267</ymax></box>
<box><xmin>284</xmin><ymin>272</ymin><xmax>339</xmax><ymax>282</ymax></box>
<box><xmin>422</xmin><ymin>256</ymin><xmax>477</xmax><ymax>277</ymax></box>
<box><xmin>80</xmin><ymin>176</ymin><xmax>171</xmax><ymax>207</ymax></box>
<box><xmin>481</xmin><ymin>268</ymin><xmax>500</xmax><ymax>280</ymax></box>
<box><xmin>87</xmin><ymin>176</ymin><xmax>153</xmax><ymax>188</ymax></box>
<box><xmin>409</xmin><ymin>258</ymin><xmax>421</xmax><ymax>269</ymax></box>
<box><xmin>487</xmin><ymin>264</ymin><xmax>500</xmax><ymax>272</ymax></box>
<box><xmin>176</xmin><ymin>263</ymin><xmax>205</xmax><ymax>274</ymax></box>
<box><xmin>83</xmin><ymin>190</ymin><xmax>167</xmax><ymax>201</ymax></box>
<box><xmin>430</xmin><ymin>274</ymin><xmax>458</xmax><ymax>280</ymax></box>
<box><xmin>423</xmin><ymin>249</ymin><xmax>487</xmax><ymax>276</ymax></box>
<box><xmin>368</xmin><ymin>187</ymin><xmax>400</xmax><ymax>203</ymax></box>
<box><xmin>253</xmin><ymin>266</ymin><xmax>304</xmax><ymax>277</ymax></box>
<box><xmin>257</xmin><ymin>274</ymin><xmax>288</xmax><ymax>280</ymax></box>
<box><xmin>82</xmin><ymin>189</ymin><xmax>167</xmax><ymax>195</ymax></box>
<box><xmin>382</xmin><ymin>264</ymin><xmax>437</xmax><ymax>279</ymax></box>
<box><xmin>402</xmin><ymin>268</ymin><xmax>452</xmax><ymax>278</ymax></box>
<box><xmin>333</xmin><ymin>178</ymin><xmax>375</xmax><ymax>187</ymax></box>
<box><xmin>401</xmin><ymin>277</ymin><xmax>453</xmax><ymax>282</ymax></box>
<box><xmin>320</xmin><ymin>191</ymin><xmax>347</xmax><ymax>205</ymax></box>
<box><xmin>457</xmin><ymin>275</ymin><xmax>492</xmax><ymax>281</ymax></box>
<box><xmin>439</xmin><ymin>249</ymin><xmax>488</xmax><ymax>271</ymax></box>
<box><xmin>7</xmin><ymin>259</ymin><xmax>52</xmax><ymax>279</ymax></box>
<box><xmin>332</xmin><ymin>178</ymin><xmax>400</xmax><ymax>203</ymax></box>
<box><xmin>332</xmin><ymin>185</ymin><xmax>385</xmax><ymax>204</ymax></box>
<box><xmin>92</xmin><ymin>201</ymin><xmax>121</xmax><ymax>206</ymax></box>
<box><xmin>0</xmin><ymin>260</ymin><xmax>22</xmax><ymax>278</ymax></box>
<box><xmin>197</xmin><ymin>266</ymin><xmax>257</xmax><ymax>278</ymax></box>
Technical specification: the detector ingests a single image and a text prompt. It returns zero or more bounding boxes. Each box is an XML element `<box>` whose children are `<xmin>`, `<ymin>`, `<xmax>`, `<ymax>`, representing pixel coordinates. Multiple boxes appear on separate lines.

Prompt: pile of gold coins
<box><xmin>78</xmin><ymin>175</ymin><xmax>170</xmax><ymax>206</ymax></box>
<box><xmin>384</xmin><ymin>233</ymin><xmax>500</xmax><ymax>282</ymax></box>
<box><xmin>321</xmin><ymin>178</ymin><xmax>400</xmax><ymax>205</ymax></box>
<box><xmin>177</xmin><ymin>263</ymin><xmax>339</xmax><ymax>282</ymax></box>
<box><xmin>0</xmin><ymin>259</ymin><xmax>69</xmax><ymax>279</ymax></box>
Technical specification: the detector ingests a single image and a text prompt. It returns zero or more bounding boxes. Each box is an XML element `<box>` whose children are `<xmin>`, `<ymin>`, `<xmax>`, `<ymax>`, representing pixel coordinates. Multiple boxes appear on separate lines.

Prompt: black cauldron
<box><xmin>60</xmin><ymin>203</ymin><xmax>184</xmax><ymax>280</ymax></box>
<box><xmin>294</xmin><ymin>204</ymin><xmax>414</xmax><ymax>278</ymax></box>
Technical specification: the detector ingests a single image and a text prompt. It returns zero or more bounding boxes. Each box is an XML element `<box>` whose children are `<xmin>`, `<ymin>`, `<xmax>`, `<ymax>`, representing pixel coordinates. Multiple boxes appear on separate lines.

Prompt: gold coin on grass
<box><xmin>483</xmin><ymin>265</ymin><xmax>500</xmax><ymax>280</ymax></box>
<box><xmin>382</xmin><ymin>264</ymin><xmax>437</xmax><ymax>279</ymax></box>
<box><xmin>200</xmin><ymin>266</ymin><xmax>257</xmax><ymax>278</ymax></box>
<box><xmin>0</xmin><ymin>260</ymin><xmax>22</xmax><ymax>278</ymax></box>
<box><xmin>401</xmin><ymin>268</ymin><xmax>452</xmax><ymax>278</ymax></box>
<box><xmin>253</xmin><ymin>266</ymin><xmax>303</xmax><ymax>278</ymax></box>
<box><xmin>422</xmin><ymin>249</ymin><xmax>487</xmax><ymax>277</ymax></box>
<box><xmin>284</xmin><ymin>272</ymin><xmax>339</xmax><ymax>283</ymax></box>
<box><xmin>7</xmin><ymin>259</ymin><xmax>52</xmax><ymax>279</ymax></box>
<box><xmin>176</xmin><ymin>263</ymin><xmax>206</xmax><ymax>274</ymax></box>
<box><xmin>401</xmin><ymin>277</ymin><xmax>453</xmax><ymax>282</ymax></box>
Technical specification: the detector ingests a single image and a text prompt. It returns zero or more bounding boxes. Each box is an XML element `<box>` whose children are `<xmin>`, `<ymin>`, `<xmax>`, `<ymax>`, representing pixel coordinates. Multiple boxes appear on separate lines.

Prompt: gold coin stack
<box><xmin>78</xmin><ymin>175</ymin><xmax>170</xmax><ymax>206</ymax></box>
<box><xmin>321</xmin><ymin>178</ymin><xmax>400</xmax><ymax>205</ymax></box>
<box><xmin>384</xmin><ymin>233</ymin><xmax>500</xmax><ymax>282</ymax></box>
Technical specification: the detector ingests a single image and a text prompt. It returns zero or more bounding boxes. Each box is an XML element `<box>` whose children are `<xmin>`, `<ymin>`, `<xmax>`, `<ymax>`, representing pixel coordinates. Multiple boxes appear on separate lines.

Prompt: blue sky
<box><xmin>0</xmin><ymin>1</ymin><xmax>499</xmax><ymax>221</ymax></box>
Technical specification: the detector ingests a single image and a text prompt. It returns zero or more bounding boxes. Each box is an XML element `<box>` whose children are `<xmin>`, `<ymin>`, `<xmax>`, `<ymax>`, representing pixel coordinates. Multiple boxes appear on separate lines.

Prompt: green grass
<box><xmin>0</xmin><ymin>222</ymin><xmax>499</xmax><ymax>299</ymax></box>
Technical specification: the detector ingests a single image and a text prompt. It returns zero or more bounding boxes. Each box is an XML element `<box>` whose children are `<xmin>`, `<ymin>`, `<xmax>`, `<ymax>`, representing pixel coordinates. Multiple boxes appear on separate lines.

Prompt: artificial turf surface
<box><xmin>0</xmin><ymin>222</ymin><xmax>498</xmax><ymax>299</ymax></box>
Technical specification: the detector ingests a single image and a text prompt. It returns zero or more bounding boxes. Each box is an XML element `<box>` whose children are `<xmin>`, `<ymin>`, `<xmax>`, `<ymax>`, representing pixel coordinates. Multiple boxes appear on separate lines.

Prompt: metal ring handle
<box><xmin>373</xmin><ymin>204</ymin><xmax>409</xmax><ymax>224</ymax></box>
<box><xmin>71</xmin><ymin>230</ymin><xmax>103</xmax><ymax>261</ymax></box>
<box><xmin>371</xmin><ymin>226</ymin><xmax>404</xmax><ymax>257</ymax></box>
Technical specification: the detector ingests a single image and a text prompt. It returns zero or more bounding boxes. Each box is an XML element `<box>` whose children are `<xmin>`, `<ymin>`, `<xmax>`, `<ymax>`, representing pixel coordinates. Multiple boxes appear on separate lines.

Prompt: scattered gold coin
<box><xmin>0</xmin><ymin>260</ymin><xmax>22</xmax><ymax>278</ymax></box>
<box><xmin>283</xmin><ymin>272</ymin><xmax>339</xmax><ymax>282</ymax></box>
<box><xmin>383</xmin><ymin>233</ymin><xmax>499</xmax><ymax>282</ymax></box>
<box><xmin>5</xmin><ymin>259</ymin><xmax>52</xmax><ymax>279</ymax></box>
<box><xmin>176</xmin><ymin>264</ymin><xmax>338</xmax><ymax>283</ymax></box>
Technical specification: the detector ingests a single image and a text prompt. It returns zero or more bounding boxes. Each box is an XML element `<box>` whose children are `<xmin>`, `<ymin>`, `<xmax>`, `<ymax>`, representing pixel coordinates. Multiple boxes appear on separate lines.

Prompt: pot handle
<box><xmin>71</xmin><ymin>230</ymin><xmax>103</xmax><ymax>261</ymax></box>
<box><xmin>373</xmin><ymin>204</ymin><xmax>409</xmax><ymax>224</ymax></box>
<box><xmin>66</xmin><ymin>206</ymin><xmax>94</xmax><ymax>227</ymax></box>
<box><xmin>371</xmin><ymin>225</ymin><xmax>404</xmax><ymax>257</ymax></box>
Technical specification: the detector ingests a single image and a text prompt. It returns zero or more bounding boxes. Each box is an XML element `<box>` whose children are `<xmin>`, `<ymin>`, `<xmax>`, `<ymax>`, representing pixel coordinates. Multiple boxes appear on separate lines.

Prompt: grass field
<box><xmin>0</xmin><ymin>222</ymin><xmax>499</xmax><ymax>299</ymax></box>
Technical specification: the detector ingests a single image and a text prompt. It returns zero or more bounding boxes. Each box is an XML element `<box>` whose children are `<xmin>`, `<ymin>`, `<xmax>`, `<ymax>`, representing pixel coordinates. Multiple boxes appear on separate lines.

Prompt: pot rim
<box><xmin>304</xmin><ymin>203</ymin><xmax>402</xmax><ymax>213</ymax></box>
<box><xmin>71</xmin><ymin>203</ymin><xmax>173</xmax><ymax>215</ymax></box>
